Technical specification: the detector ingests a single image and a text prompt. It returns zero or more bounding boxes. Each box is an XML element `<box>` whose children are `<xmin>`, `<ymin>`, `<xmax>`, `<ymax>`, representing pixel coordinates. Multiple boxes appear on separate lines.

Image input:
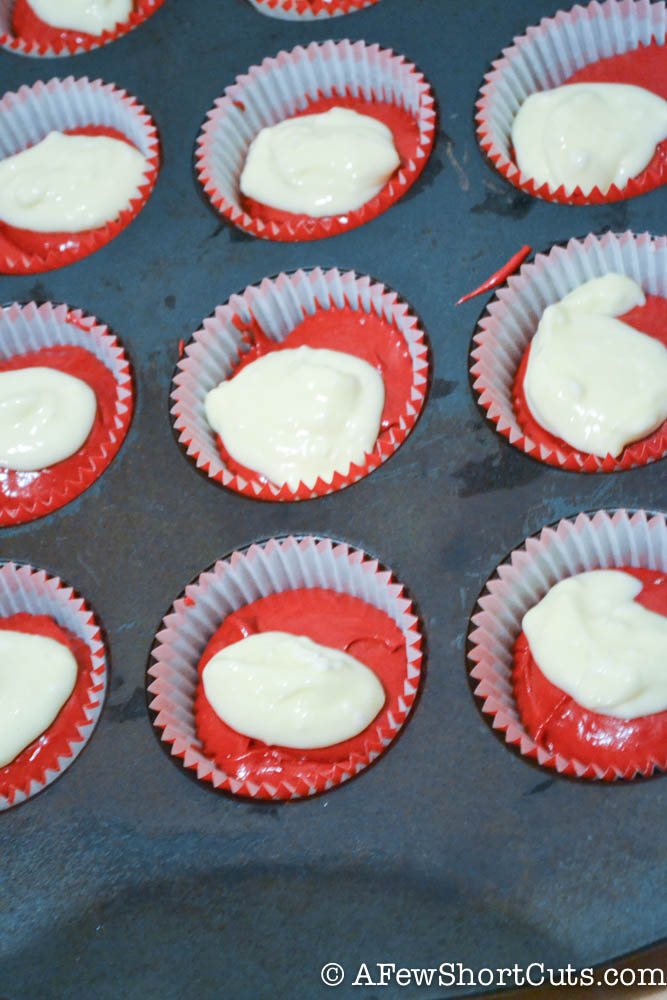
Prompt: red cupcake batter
<box><xmin>513</xmin><ymin>567</ymin><xmax>667</xmax><ymax>775</ymax></box>
<box><xmin>0</xmin><ymin>613</ymin><xmax>96</xmax><ymax>802</ymax></box>
<box><xmin>12</xmin><ymin>0</ymin><xmax>134</xmax><ymax>46</ymax></box>
<box><xmin>240</xmin><ymin>94</ymin><xmax>420</xmax><ymax>227</ymax></box>
<box><xmin>513</xmin><ymin>293</ymin><xmax>667</xmax><ymax>468</ymax></box>
<box><xmin>214</xmin><ymin>305</ymin><xmax>414</xmax><ymax>489</ymax></box>
<box><xmin>194</xmin><ymin>588</ymin><xmax>409</xmax><ymax>783</ymax></box>
<box><xmin>0</xmin><ymin>340</ymin><xmax>128</xmax><ymax>525</ymax></box>
<box><xmin>0</xmin><ymin>126</ymin><xmax>141</xmax><ymax>261</ymax></box>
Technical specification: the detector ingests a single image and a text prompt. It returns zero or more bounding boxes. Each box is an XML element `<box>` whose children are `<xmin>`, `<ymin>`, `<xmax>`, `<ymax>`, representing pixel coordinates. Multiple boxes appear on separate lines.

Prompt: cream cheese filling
<box><xmin>26</xmin><ymin>0</ymin><xmax>133</xmax><ymax>34</ymax></box>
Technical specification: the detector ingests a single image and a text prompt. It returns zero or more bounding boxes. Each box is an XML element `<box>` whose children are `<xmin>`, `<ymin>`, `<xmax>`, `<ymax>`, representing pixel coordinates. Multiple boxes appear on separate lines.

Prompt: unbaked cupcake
<box><xmin>0</xmin><ymin>560</ymin><xmax>107</xmax><ymax>809</ymax></box>
<box><xmin>246</xmin><ymin>0</ymin><xmax>381</xmax><ymax>19</ymax></box>
<box><xmin>468</xmin><ymin>509</ymin><xmax>667</xmax><ymax>781</ymax></box>
<box><xmin>1</xmin><ymin>0</ymin><xmax>166</xmax><ymax>57</ymax></box>
<box><xmin>147</xmin><ymin>535</ymin><xmax>423</xmax><ymax>800</ymax></box>
<box><xmin>0</xmin><ymin>76</ymin><xmax>159</xmax><ymax>274</ymax></box>
<box><xmin>0</xmin><ymin>300</ymin><xmax>134</xmax><ymax>525</ymax></box>
<box><xmin>171</xmin><ymin>267</ymin><xmax>429</xmax><ymax>500</ymax></box>
<box><xmin>470</xmin><ymin>231</ymin><xmax>667</xmax><ymax>472</ymax></box>
<box><xmin>196</xmin><ymin>39</ymin><xmax>435</xmax><ymax>242</ymax></box>
<box><xmin>476</xmin><ymin>0</ymin><xmax>667</xmax><ymax>204</ymax></box>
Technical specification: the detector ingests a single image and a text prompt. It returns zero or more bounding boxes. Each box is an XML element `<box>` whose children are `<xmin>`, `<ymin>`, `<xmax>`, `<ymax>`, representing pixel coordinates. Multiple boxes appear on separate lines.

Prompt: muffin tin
<box><xmin>1</xmin><ymin>1</ymin><xmax>666</xmax><ymax>998</ymax></box>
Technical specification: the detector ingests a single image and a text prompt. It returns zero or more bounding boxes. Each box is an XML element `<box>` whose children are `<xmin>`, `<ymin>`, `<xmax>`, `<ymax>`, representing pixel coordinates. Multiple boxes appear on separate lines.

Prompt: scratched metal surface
<box><xmin>0</xmin><ymin>1</ymin><xmax>665</xmax><ymax>998</ymax></box>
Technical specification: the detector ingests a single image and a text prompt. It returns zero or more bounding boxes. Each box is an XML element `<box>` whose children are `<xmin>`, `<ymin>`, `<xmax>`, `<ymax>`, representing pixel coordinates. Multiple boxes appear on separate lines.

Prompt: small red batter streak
<box><xmin>456</xmin><ymin>245</ymin><xmax>532</xmax><ymax>305</ymax></box>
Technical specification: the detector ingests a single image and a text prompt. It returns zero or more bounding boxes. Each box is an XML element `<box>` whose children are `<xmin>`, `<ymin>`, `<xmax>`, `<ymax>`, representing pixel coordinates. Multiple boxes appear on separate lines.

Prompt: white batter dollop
<box><xmin>512</xmin><ymin>83</ymin><xmax>667</xmax><ymax>194</ymax></box>
<box><xmin>205</xmin><ymin>346</ymin><xmax>385</xmax><ymax>490</ymax></box>
<box><xmin>0</xmin><ymin>628</ymin><xmax>78</xmax><ymax>768</ymax></box>
<box><xmin>26</xmin><ymin>0</ymin><xmax>132</xmax><ymax>34</ymax></box>
<box><xmin>523</xmin><ymin>273</ymin><xmax>667</xmax><ymax>457</ymax></box>
<box><xmin>0</xmin><ymin>131</ymin><xmax>147</xmax><ymax>233</ymax></box>
<box><xmin>523</xmin><ymin>570</ymin><xmax>667</xmax><ymax>719</ymax></box>
<box><xmin>202</xmin><ymin>631</ymin><xmax>385</xmax><ymax>748</ymax></box>
<box><xmin>239</xmin><ymin>107</ymin><xmax>401</xmax><ymax>216</ymax></box>
<box><xmin>0</xmin><ymin>366</ymin><xmax>97</xmax><ymax>471</ymax></box>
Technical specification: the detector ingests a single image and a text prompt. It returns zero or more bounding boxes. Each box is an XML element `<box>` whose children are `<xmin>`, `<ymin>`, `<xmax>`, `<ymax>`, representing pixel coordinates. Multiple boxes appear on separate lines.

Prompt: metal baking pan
<box><xmin>1</xmin><ymin>1</ymin><xmax>665</xmax><ymax>997</ymax></box>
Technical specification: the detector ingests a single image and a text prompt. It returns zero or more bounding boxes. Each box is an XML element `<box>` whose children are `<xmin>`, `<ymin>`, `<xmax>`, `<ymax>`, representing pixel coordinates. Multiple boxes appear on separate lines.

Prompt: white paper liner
<box><xmin>0</xmin><ymin>0</ymin><xmax>167</xmax><ymax>57</ymax></box>
<box><xmin>171</xmin><ymin>267</ymin><xmax>429</xmax><ymax>501</ymax></box>
<box><xmin>147</xmin><ymin>535</ymin><xmax>423</xmax><ymax>800</ymax></box>
<box><xmin>476</xmin><ymin>0</ymin><xmax>667</xmax><ymax>203</ymax></box>
<box><xmin>196</xmin><ymin>39</ymin><xmax>436</xmax><ymax>242</ymax></box>
<box><xmin>468</xmin><ymin>509</ymin><xmax>667</xmax><ymax>781</ymax></box>
<box><xmin>0</xmin><ymin>76</ymin><xmax>160</xmax><ymax>274</ymax></box>
<box><xmin>246</xmin><ymin>0</ymin><xmax>380</xmax><ymax>20</ymax></box>
<box><xmin>0</xmin><ymin>300</ymin><xmax>134</xmax><ymax>525</ymax></box>
<box><xmin>470</xmin><ymin>230</ymin><xmax>667</xmax><ymax>472</ymax></box>
<box><xmin>0</xmin><ymin>561</ymin><xmax>107</xmax><ymax>809</ymax></box>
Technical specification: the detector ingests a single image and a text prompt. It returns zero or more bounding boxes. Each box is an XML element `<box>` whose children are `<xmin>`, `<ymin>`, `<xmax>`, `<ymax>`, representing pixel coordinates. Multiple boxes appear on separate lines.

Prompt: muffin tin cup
<box><xmin>0</xmin><ymin>76</ymin><xmax>160</xmax><ymax>274</ymax></box>
<box><xmin>246</xmin><ymin>0</ymin><xmax>381</xmax><ymax>20</ymax></box>
<box><xmin>195</xmin><ymin>38</ymin><xmax>436</xmax><ymax>242</ymax></box>
<box><xmin>0</xmin><ymin>300</ymin><xmax>134</xmax><ymax>525</ymax></box>
<box><xmin>171</xmin><ymin>267</ymin><xmax>429</xmax><ymax>501</ymax></box>
<box><xmin>0</xmin><ymin>561</ymin><xmax>107</xmax><ymax>810</ymax></box>
<box><xmin>470</xmin><ymin>230</ymin><xmax>667</xmax><ymax>473</ymax></box>
<box><xmin>147</xmin><ymin>535</ymin><xmax>423</xmax><ymax>800</ymax></box>
<box><xmin>0</xmin><ymin>0</ymin><xmax>167</xmax><ymax>57</ymax></box>
<box><xmin>468</xmin><ymin>509</ymin><xmax>667</xmax><ymax>781</ymax></box>
<box><xmin>476</xmin><ymin>0</ymin><xmax>667</xmax><ymax>204</ymax></box>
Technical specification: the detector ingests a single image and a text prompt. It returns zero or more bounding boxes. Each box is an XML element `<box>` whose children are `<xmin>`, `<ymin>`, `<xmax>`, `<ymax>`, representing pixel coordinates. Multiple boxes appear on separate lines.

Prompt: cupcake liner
<box><xmin>476</xmin><ymin>0</ymin><xmax>667</xmax><ymax>204</ymax></box>
<box><xmin>467</xmin><ymin>509</ymin><xmax>667</xmax><ymax>781</ymax></box>
<box><xmin>171</xmin><ymin>267</ymin><xmax>429</xmax><ymax>501</ymax></box>
<box><xmin>147</xmin><ymin>535</ymin><xmax>423</xmax><ymax>800</ymax></box>
<box><xmin>196</xmin><ymin>39</ymin><xmax>436</xmax><ymax>242</ymax></box>
<box><xmin>246</xmin><ymin>0</ymin><xmax>380</xmax><ymax>20</ymax></box>
<box><xmin>0</xmin><ymin>561</ymin><xmax>107</xmax><ymax>809</ymax></box>
<box><xmin>0</xmin><ymin>0</ymin><xmax>167</xmax><ymax>57</ymax></box>
<box><xmin>0</xmin><ymin>76</ymin><xmax>160</xmax><ymax>274</ymax></box>
<box><xmin>470</xmin><ymin>230</ymin><xmax>667</xmax><ymax>472</ymax></box>
<box><xmin>0</xmin><ymin>300</ymin><xmax>134</xmax><ymax>525</ymax></box>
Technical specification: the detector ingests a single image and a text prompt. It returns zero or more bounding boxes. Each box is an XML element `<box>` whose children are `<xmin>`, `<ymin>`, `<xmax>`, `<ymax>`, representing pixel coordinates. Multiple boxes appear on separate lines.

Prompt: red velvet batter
<box><xmin>240</xmin><ymin>95</ymin><xmax>420</xmax><ymax>226</ymax></box>
<box><xmin>194</xmin><ymin>588</ymin><xmax>408</xmax><ymax>782</ymax></box>
<box><xmin>0</xmin><ymin>126</ymin><xmax>140</xmax><ymax>260</ymax></box>
<box><xmin>0</xmin><ymin>342</ymin><xmax>125</xmax><ymax>524</ymax></box>
<box><xmin>0</xmin><ymin>613</ymin><xmax>96</xmax><ymax>801</ymax></box>
<box><xmin>12</xmin><ymin>0</ymin><xmax>135</xmax><ymax>46</ymax></box>
<box><xmin>513</xmin><ymin>568</ymin><xmax>667</xmax><ymax>775</ymax></box>
<box><xmin>513</xmin><ymin>293</ymin><xmax>667</xmax><ymax>467</ymax></box>
<box><xmin>214</xmin><ymin>305</ymin><xmax>413</xmax><ymax>488</ymax></box>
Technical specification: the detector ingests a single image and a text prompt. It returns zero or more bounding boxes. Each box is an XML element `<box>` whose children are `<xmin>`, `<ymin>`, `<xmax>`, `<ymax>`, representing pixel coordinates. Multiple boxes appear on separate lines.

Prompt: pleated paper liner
<box><xmin>246</xmin><ymin>0</ymin><xmax>381</xmax><ymax>20</ymax></box>
<box><xmin>171</xmin><ymin>267</ymin><xmax>429</xmax><ymax>501</ymax></box>
<box><xmin>147</xmin><ymin>535</ymin><xmax>424</xmax><ymax>800</ymax></box>
<box><xmin>467</xmin><ymin>509</ymin><xmax>667</xmax><ymax>781</ymax></box>
<box><xmin>470</xmin><ymin>231</ymin><xmax>667</xmax><ymax>472</ymax></box>
<box><xmin>0</xmin><ymin>0</ymin><xmax>167</xmax><ymax>57</ymax></box>
<box><xmin>0</xmin><ymin>301</ymin><xmax>134</xmax><ymax>526</ymax></box>
<box><xmin>0</xmin><ymin>76</ymin><xmax>160</xmax><ymax>274</ymax></box>
<box><xmin>0</xmin><ymin>562</ymin><xmax>107</xmax><ymax>810</ymax></box>
<box><xmin>195</xmin><ymin>39</ymin><xmax>436</xmax><ymax>242</ymax></box>
<box><xmin>476</xmin><ymin>0</ymin><xmax>667</xmax><ymax>204</ymax></box>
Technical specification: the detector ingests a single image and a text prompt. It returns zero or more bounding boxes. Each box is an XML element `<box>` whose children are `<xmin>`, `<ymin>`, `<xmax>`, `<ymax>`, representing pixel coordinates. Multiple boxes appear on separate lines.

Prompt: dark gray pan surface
<box><xmin>0</xmin><ymin>1</ymin><xmax>665</xmax><ymax>997</ymax></box>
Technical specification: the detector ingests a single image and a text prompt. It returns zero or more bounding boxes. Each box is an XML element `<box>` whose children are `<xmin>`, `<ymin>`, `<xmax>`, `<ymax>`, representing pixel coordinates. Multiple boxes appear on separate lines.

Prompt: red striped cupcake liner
<box><xmin>196</xmin><ymin>39</ymin><xmax>435</xmax><ymax>242</ymax></box>
<box><xmin>147</xmin><ymin>535</ymin><xmax>424</xmax><ymax>800</ymax></box>
<box><xmin>476</xmin><ymin>0</ymin><xmax>667</xmax><ymax>204</ymax></box>
<box><xmin>0</xmin><ymin>300</ymin><xmax>134</xmax><ymax>525</ymax></box>
<box><xmin>247</xmin><ymin>0</ymin><xmax>381</xmax><ymax>19</ymax></box>
<box><xmin>0</xmin><ymin>561</ymin><xmax>107</xmax><ymax>809</ymax></box>
<box><xmin>0</xmin><ymin>76</ymin><xmax>160</xmax><ymax>274</ymax></box>
<box><xmin>171</xmin><ymin>267</ymin><xmax>429</xmax><ymax>501</ymax></box>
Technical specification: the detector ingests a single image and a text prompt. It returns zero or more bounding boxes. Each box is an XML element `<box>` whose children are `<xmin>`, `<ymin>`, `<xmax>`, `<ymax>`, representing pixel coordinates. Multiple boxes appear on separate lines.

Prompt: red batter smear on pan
<box><xmin>513</xmin><ymin>567</ymin><xmax>667</xmax><ymax>776</ymax></box>
<box><xmin>0</xmin><ymin>613</ymin><xmax>98</xmax><ymax>803</ymax></box>
<box><xmin>513</xmin><ymin>293</ymin><xmax>667</xmax><ymax>468</ymax></box>
<box><xmin>0</xmin><ymin>342</ymin><xmax>127</xmax><ymax>525</ymax></box>
<box><xmin>195</xmin><ymin>589</ymin><xmax>408</xmax><ymax>782</ymax></box>
<box><xmin>214</xmin><ymin>305</ymin><xmax>414</xmax><ymax>488</ymax></box>
<box><xmin>240</xmin><ymin>94</ymin><xmax>420</xmax><ymax>226</ymax></box>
